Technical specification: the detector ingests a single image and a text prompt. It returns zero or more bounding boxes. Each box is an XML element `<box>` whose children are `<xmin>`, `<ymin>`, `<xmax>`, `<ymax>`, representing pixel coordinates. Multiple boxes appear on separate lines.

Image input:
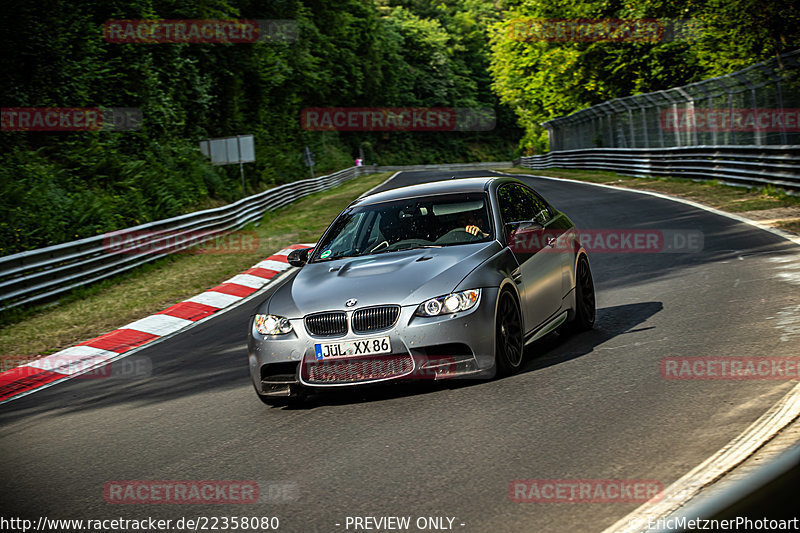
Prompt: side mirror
<box><xmin>506</xmin><ymin>221</ymin><xmax>544</xmax><ymax>254</ymax></box>
<box><xmin>505</xmin><ymin>221</ymin><xmax>543</xmax><ymax>241</ymax></box>
<box><xmin>287</xmin><ymin>247</ymin><xmax>313</xmax><ymax>267</ymax></box>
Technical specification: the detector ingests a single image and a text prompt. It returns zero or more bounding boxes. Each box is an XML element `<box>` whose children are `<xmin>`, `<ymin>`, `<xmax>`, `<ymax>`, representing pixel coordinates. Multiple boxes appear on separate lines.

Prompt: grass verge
<box><xmin>498</xmin><ymin>168</ymin><xmax>800</xmax><ymax>232</ymax></box>
<box><xmin>0</xmin><ymin>172</ymin><xmax>391</xmax><ymax>359</ymax></box>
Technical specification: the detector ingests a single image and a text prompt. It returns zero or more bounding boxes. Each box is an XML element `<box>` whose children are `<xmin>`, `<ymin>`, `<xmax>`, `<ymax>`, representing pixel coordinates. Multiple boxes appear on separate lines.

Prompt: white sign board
<box><xmin>199</xmin><ymin>135</ymin><xmax>255</xmax><ymax>165</ymax></box>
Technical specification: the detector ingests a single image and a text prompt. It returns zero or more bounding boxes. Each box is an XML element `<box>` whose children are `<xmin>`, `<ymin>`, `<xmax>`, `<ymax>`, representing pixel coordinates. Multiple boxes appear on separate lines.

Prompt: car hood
<box><xmin>266</xmin><ymin>242</ymin><xmax>502</xmax><ymax>317</ymax></box>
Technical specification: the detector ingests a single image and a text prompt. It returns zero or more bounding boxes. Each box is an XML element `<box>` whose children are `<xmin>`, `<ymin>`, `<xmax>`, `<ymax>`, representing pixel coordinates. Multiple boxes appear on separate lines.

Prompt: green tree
<box><xmin>489</xmin><ymin>0</ymin><xmax>800</xmax><ymax>152</ymax></box>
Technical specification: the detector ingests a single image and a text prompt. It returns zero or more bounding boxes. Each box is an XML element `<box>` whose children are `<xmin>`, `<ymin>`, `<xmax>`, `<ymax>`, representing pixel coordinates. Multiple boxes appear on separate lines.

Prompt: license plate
<box><xmin>314</xmin><ymin>336</ymin><xmax>391</xmax><ymax>360</ymax></box>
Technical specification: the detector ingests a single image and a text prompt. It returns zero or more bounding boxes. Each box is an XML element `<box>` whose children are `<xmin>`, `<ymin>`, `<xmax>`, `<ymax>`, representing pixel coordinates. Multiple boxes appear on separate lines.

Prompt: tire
<box><xmin>495</xmin><ymin>290</ymin><xmax>524</xmax><ymax>376</ymax></box>
<box><xmin>570</xmin><ymin>255</ymin><xmax>595</xmax><ymax>332</ymax></box>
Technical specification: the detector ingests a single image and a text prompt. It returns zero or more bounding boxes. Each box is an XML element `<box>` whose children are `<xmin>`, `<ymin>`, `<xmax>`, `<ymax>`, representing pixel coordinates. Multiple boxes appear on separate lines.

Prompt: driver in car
<box><xmin>462</xmin><ymin>210</ymin><xmax>489</xmax><ymax>237</ymax></box>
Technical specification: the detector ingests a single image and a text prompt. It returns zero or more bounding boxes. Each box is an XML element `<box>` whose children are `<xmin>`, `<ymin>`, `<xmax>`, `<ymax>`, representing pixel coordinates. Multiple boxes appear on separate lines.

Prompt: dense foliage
<box><xmin>2</xmin><ymin>0</ymin><xmax>798</xmax><ymax>253</ymax></box>
<box><xmin>490</xmin><ymin>0</ymin><xmax>800</xmax><ymax>152</ymax></box>
<box><xmin>0</xmin><ymin>0</ymin><xmax>519</xmax><ymax>254</ymax></box>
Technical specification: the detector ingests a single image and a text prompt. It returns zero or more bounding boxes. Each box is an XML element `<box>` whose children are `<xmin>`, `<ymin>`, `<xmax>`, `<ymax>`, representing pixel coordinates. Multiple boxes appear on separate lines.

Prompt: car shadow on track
<box><xmin>276</xmin><ymin>301</ymin><xmax>663</xmax><ymax>409</ymax></box>
<box><xmin>519</xmin><ymin>300</ymin><xmax>663</xmax><ymax>375</ymax></box>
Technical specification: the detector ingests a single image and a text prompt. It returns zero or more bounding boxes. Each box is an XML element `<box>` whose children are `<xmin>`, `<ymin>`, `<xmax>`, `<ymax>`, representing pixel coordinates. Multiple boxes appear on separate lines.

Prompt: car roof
<box><xmin>355</xmin><ymin>176</ymin><xmax>506</xmax><ymax>207</ymax></box>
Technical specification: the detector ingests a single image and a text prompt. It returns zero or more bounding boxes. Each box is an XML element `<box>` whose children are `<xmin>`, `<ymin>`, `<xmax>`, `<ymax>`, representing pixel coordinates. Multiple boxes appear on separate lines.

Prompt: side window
<box><xmin>497</xmin><ymin>184</ymin><xmax>525</xmax><ymax>224</ymax></box>
<box><xmin>518</xmin><ymin>186</ymin><xmax>552</xmax><ymax>225</ymax></box>
<box><xmin>502</xmin><ymin>184</ymin><xmax>539</xmax><ymax>222</ymax></box>
<box><xmin>497</xmin><ymin>184</ymin><xmax>510</xmax><ymax>223</ymax></box>
<box><xmin>498</xmin><ymin>183</ymin><xmax>552</xmax><ymax>226</ymax></box>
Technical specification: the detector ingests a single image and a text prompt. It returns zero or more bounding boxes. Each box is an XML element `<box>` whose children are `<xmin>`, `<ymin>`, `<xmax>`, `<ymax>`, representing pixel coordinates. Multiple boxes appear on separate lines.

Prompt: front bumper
<box><xmin>248</xmin><ymin>287</ymin><xmax>499</xmax><ymax>394</ymax></box>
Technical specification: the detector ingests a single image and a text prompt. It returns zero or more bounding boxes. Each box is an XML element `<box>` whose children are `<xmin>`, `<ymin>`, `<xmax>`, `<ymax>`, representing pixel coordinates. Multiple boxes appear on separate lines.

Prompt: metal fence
<box><xmin>0</xmin><ymin>166</ymin><xmax>363</xmax><ymax>312</ymax></box>
<box><xmin>544</xmin><ymin>50</ymin><xmax>800</xmax><ymax>151</ymax></box>
<box><xmin>518</xmin><ymin>146</ymin><xmax>800</xmax><ymax>192</ymax></box>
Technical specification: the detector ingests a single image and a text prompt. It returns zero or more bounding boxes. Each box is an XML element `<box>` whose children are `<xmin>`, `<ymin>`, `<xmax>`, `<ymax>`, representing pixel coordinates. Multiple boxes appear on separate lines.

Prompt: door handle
<box><xmin>546</xmin><ymin>236</ymin><xmax>557</xmax><ymax>247</ymax></box>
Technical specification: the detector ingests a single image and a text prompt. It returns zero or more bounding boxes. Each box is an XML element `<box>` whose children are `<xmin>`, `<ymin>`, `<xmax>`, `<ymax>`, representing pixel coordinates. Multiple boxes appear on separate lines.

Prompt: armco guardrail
<box><xmin>0</xmin><ymin>166</ymin><xmax>362</xmax><ymax>312</ymax></box>
<box><xmin>370</xmin><ymin>161</ymin><xmax>512</xmax><ymax>172</ymax></box>
<box><xmin>518</xmin><ymin>146</ymin><xmax>800</xmax><ymax>192</ymax></box>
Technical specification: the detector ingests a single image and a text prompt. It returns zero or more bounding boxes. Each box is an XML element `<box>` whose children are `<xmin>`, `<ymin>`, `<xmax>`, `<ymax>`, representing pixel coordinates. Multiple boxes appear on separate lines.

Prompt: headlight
<box><xmin>254</xmin><ymin>314</ymin><xmax>293</xmax><ymax>335</ymax></box>
<box><xmin>416</xmin><ymin>289</ymin><xmax>481</xmax><ymax>317</ymax></box>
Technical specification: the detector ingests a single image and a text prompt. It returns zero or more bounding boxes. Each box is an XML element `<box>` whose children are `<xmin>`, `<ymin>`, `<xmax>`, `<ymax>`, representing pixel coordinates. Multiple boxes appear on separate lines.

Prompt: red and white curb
<box><xmin>0</xmin><ymin>244</ymin><xmax>312</xmax><ymax>405</ymax></box>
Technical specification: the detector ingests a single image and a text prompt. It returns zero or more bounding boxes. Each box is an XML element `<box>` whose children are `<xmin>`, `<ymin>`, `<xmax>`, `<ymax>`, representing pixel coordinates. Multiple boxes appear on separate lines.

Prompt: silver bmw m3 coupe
<box><xmin>248</xmin><ymin>176</ymin><xmax>595</xmax><ymax>404</ymax></box>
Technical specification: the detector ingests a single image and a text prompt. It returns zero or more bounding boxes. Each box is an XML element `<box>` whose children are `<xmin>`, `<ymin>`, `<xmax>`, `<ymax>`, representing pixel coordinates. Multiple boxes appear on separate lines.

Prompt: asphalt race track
<box><xmin>1</xmin><ymin>170</ymin><xmax>799</xmax><ymax>532</ymax></box>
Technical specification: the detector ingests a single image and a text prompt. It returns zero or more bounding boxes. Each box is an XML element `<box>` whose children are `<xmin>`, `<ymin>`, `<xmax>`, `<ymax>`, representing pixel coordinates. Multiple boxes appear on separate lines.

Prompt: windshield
<box><xmin>310</xmin><ymin>193</ymin><xmax>493</xmax><ymax>262</ymax></box>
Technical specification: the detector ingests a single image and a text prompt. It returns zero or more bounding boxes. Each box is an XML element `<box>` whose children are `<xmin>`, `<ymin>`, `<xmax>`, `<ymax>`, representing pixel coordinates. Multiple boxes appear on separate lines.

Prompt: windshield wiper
<box><xmin>375</xmin><ymin>244</ymin><xmax>441</xmax><ymax>254</ymax></box>
<box><xmin>313</xmin><ymin>252</ymin><xmax>361</xmax><ymax>262</ymax></box>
